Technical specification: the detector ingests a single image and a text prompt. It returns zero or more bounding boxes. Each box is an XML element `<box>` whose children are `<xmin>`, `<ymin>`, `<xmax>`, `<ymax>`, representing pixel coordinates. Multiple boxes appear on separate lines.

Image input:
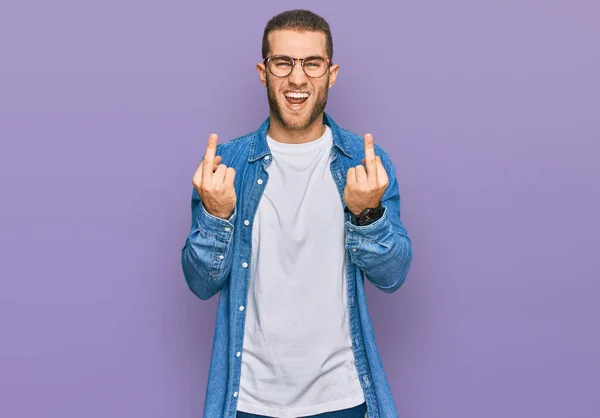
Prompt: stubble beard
<box><xmin>266</xmin><ymin>74</ymin><xmax>329</xmax><ymax>130</ymax></box>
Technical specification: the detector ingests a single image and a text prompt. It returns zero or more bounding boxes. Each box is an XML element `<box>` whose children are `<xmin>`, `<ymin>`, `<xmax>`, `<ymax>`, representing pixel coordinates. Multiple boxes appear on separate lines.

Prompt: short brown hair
<box><xmin>262</xmin><ymin>9</ymin><xmax>333</xmax><ymax>60</ymax></box>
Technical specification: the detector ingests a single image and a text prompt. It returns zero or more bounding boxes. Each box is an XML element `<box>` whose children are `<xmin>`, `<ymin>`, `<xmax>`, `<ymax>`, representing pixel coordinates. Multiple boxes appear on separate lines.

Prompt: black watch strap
<box><xmin>344</xmin><ymin>202</ymin><xmax>384</xmax><ymax>226</ymax></box>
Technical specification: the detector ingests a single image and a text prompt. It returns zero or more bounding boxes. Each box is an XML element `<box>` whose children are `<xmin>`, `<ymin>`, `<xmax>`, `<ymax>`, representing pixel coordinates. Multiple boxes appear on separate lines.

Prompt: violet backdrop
<box><xmin>1</xmin><ymin>0</ymin><xmax>598</xmax><ymax>417</ymax></box>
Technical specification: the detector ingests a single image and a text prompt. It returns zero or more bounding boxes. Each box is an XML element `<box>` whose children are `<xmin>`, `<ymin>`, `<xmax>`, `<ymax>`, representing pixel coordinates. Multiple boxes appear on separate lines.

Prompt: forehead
<box><xmin>267</xmin><ymin>29</ymin><xmax>328</xmax><ymax>57</ymax></box>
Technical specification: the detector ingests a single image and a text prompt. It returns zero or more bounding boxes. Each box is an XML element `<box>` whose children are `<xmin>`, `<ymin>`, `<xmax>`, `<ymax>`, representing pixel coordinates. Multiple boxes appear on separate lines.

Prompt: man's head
<box><xmin>257</xmin><ymin>10</ymin><xmax>339</xmax><ymax>131</ymax></box>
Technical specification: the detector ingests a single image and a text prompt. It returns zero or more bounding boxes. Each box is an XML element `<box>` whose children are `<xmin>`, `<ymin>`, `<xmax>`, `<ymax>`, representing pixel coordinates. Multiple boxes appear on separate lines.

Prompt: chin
<box><xmin>281</xmin><ymin>114</ymin><xmax>312</xmax><ymax>130</ymax></box>
<box><xmin>279</xmin><ymin>103</ymin><xmax>320</xmax><ymax>130</ymax></box>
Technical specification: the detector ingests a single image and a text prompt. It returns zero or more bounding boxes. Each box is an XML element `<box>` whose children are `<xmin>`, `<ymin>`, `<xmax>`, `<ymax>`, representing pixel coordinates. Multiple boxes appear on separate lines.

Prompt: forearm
<box><xmin>181</xmin><ymin>190</ymin><xmax>236</xmax><ymax>300</ymax></box>
<box><xmin>345</xmin><ymin>207</ymin><xmax>413</xmax><ymax>292</ymax></box>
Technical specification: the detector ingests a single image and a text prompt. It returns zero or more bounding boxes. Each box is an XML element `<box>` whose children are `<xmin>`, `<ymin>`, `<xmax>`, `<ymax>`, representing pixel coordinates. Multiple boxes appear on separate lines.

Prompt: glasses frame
<box><xmin>264</xmin><ymin>55</ymin><xmax>333</xmax><ymax>78</ymax></box>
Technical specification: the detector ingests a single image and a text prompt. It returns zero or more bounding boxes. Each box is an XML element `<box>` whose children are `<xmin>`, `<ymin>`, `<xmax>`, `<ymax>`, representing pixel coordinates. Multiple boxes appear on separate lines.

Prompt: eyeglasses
<box><xmin>264</xmin><ymin>55</ymin><xmax>332</xmax><ymax>78</ymax></box>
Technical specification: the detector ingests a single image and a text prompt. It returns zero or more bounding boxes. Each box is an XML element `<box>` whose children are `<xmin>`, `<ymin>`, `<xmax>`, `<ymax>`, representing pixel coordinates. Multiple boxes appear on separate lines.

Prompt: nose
<box><xmin>288</xmin><ymin>59</ymin><xmax>308</xmax><ymax>85</ymax></box>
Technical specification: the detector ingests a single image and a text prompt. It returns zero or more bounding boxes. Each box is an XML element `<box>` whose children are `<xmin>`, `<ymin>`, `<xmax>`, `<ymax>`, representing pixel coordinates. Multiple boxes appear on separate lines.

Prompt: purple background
<box><xmin>1</xmin><ymin>1</ymin><xmax>599</xmax><ymax>417</ymax></box>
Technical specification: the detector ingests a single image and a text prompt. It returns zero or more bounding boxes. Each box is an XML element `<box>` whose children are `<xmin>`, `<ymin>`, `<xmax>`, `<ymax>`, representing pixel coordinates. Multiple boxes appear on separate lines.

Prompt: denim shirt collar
<box><xmin>248</xmin><ymin>112</ymin><xmax>353</xmax><ymax>162</ymax></box>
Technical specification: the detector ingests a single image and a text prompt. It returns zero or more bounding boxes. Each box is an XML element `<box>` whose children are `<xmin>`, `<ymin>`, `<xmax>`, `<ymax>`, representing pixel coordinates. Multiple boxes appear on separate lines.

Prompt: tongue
<box><xmin>286</xmin><ymin>96</ymin><xmax>308</xmax><ymax>105</ymax></box>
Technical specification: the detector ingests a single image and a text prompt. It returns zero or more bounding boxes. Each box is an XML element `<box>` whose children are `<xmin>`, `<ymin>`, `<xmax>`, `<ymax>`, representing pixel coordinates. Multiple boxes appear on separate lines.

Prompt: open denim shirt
<box><xmin>181</xmin><ymin>113</ymin><xmax>413</xmax><ymax>417</ymax></box>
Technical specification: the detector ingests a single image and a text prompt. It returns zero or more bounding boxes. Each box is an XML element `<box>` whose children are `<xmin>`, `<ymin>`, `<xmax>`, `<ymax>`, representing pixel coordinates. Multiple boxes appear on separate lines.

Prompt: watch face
<box><xmin>359</xmin><ymin>211</ymin><xmax>373</xmax><ymax>225</ymax></box>
<box><xmin>358</xmin><ymin>207</ymin><xmax>383</xmax><ymax>225</ymax></box>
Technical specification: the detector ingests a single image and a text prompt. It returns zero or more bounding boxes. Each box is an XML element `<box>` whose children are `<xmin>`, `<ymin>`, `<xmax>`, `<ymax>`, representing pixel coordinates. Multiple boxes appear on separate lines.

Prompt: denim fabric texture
<box><xmin>181</xmin><ymin>113</ymin><xmax>413</xmax><ymax>418</ymax></box>
<box><xmin>236</xmin><ymin>402</ymin><xmax>368</xmax><ymax>418</ymax></box>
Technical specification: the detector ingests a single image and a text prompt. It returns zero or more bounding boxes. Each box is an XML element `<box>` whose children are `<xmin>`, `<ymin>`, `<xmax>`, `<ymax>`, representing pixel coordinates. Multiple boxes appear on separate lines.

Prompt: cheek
<box><xmin>313</xmin><ymin>82</ymin><xmax>327</xmax><ymax>96</ymax></box>
<box><xmin>269</xmin><ymin>82</ymin><xmax>284</xmax><ymax>97</ymax></box>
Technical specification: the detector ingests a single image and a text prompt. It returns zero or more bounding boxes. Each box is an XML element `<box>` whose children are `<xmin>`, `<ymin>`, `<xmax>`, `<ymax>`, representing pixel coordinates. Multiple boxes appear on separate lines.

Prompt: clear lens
<box><xmin>303</xmin><ymin>57</ymin><xmax>327</xmax><ymax>77</ymax></box>
<box><xmin>268</xmin><ymin>56</ymin><xmax>294</xmax><ymax>77</ymax></box>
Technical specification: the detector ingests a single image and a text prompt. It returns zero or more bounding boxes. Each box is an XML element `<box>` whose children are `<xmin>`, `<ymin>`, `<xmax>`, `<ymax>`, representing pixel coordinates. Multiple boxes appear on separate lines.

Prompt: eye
<box><xmin>304</xmin><ymin>57</ymin><xmax>325</xmax><ymax>68</ymax></box>
<box><xmin>270</xmin><ymin>57</ymin><xmax>293</xmax><ymax>67</ymax></box>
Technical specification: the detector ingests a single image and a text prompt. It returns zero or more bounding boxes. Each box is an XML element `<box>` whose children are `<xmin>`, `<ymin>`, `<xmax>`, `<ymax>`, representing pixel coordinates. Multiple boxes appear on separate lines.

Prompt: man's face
<box><xmin>258</xmin><ymin>29</ymin><xmax>339</xmax><ymax>130</ymax></box>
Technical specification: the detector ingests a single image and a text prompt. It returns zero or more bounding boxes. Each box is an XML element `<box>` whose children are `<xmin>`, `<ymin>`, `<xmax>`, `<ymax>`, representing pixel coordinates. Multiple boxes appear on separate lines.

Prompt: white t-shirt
<box><xmin>237</xmin><ymin>125</ymin><xmax>365</xmax><ymax>417</ymax></box>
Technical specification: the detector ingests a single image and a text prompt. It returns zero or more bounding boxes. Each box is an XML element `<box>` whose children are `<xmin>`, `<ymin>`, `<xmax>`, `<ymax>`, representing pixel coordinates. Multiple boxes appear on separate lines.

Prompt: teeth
<box><xmin>285</xmin><ymin>92</ymin><xmax>309</xmax><ymax>98</ymax></box>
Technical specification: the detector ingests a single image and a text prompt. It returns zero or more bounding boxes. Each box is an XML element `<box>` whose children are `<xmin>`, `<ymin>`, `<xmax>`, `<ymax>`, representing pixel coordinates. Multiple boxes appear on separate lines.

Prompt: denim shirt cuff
<box><xmin>196</xmin><ymin>204</ymin><xmax>237</xmax><ymax>239</ymax></box>
<box><xmin>345</xmin><ymin>206</ymin><xmax>391</xmax><ymax>246</ymax></box>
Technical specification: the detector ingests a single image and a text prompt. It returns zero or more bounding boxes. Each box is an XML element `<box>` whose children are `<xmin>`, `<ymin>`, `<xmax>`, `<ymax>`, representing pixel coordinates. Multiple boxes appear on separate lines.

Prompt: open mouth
<box><xmin>284</xmin><ymin>91</ymin><xmax>310</xmax><ymax>106</ymax></box>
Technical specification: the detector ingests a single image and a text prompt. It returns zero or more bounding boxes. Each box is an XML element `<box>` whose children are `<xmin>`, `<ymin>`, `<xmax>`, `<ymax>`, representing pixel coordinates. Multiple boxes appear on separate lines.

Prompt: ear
<box><xmin>257</xmin><ymin>62</ymin><xmax>267</xmax><ymax>87</ymax></box>
<box><xmin>328</xmin><ymin>63</ymin><xmax>339</xmax><ymax>88</ymax></box>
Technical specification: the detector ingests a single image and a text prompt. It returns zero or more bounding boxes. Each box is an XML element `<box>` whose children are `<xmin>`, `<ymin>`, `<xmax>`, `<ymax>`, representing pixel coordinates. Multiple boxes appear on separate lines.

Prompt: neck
<box><xmin>267</xmin><ymin>113</ymin><xmax>326</xmax><ymax>144</ymax></box>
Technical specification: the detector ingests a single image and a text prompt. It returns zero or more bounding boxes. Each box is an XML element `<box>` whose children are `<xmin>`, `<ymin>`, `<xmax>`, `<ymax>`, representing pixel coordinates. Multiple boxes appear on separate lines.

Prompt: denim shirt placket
<box><xmin>227</xmin><ymin>153</ymin><xmax>272</xmax><ymax>416</ymax></box>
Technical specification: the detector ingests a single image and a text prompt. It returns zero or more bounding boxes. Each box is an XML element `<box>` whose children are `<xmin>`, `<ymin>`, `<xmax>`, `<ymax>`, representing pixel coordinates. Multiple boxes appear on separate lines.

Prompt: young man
<box><xmin>182</xmin><ymin>9</ymin><xmax>413</xmax><ymax>418</ymax></box>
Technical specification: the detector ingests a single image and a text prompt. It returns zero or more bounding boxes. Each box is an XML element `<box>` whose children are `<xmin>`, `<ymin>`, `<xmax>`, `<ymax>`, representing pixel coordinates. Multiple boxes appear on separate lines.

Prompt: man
<box><xmin>182</xmin><ymin>9</ymin><xmax>413</xmax><ymax>418</ymax></box>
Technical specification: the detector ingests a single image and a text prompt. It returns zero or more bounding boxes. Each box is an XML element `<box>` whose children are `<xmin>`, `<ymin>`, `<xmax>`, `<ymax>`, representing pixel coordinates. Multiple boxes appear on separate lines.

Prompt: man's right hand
<box><xmin>192</xmin><ymin>133</ymin><xmax>237</xmax><ymax>219</ymax></box>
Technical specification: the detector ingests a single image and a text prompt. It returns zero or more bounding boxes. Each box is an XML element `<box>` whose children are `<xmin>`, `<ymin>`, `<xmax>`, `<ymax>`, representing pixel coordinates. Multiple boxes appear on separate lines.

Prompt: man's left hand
<box><xmin>343</xmin><ymin>133</ymin><xmax>389</xmax><ymax>216</ymax></box>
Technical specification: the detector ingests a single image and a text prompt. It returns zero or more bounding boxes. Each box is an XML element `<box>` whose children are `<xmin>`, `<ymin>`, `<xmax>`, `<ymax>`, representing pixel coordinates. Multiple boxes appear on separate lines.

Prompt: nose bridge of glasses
<box><xmin>289</xmin><ymin>57</ymin><xmax>308</xmax><ymax>77</ymax></box>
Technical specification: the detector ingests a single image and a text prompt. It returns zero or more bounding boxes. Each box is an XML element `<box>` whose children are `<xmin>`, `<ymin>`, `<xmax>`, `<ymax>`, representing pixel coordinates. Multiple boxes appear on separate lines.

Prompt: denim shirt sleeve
<box><xmin>345</xmin><ymin>152</ymin><xmax>413</xmax><ymax>293</ymax></box>
<box><xmin>181</xmin><ymin>188</ymin><xmax>236</xmax><ymax>300</ymax></box>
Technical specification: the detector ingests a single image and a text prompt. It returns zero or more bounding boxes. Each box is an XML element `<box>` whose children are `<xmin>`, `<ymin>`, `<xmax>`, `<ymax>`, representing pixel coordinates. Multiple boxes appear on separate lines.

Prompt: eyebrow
<box><xmin>267</xmin><ymin>54</ymin><xmax>327</xmax><ymax>59</ymax></box>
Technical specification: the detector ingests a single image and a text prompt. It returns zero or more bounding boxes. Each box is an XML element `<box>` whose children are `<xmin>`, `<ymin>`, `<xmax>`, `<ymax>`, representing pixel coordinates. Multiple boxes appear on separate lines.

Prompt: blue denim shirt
<box><xmin>181</xmin><ymin>113</ymin><xmax>413</xmax><ymax>418</ymax></box>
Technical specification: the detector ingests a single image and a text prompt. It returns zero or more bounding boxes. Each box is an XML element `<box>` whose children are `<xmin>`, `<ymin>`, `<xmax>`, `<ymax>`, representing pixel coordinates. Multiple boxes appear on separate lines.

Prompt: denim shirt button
<box><xmin>257</xmin><ymin>179</ymin><xmax>263</xmax><ymax>185</ymax></box>
<box><xmin>224</xmin><ymin>227</ymin><xmax>231</xmax><ymax>232</ymax></box>
<box><xmin>233</xmin><ymin>392</ymin><xmax>238</xmax><ymax>398</ymax></box>
<box><xmin>264</xmin><ymin>155</ymin><xmax>270</xmax><ymax>161</ymax></box>
<box><xmin>244</xmin><ymin>220</ymin><xmax>250</xmax><ymax>226</ymax></box>
<box><xmin>239</xmin><ymin>306</ymin><xmax>245</xmax><ymax>311</ymax></box>
<box><xmin>242</xmin><ymin>262</ymin><xmax>248</xmax><ymax>268</ymax></box>
<box><xmin>236</xmin><ymin>351</ymin><xmax>241</xmax><ymax>357</ymax></box>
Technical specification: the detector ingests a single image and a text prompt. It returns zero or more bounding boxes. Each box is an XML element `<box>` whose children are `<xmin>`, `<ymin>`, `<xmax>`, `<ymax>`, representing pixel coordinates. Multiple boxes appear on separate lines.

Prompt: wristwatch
<box><xmin>344</xmin><ymin>202</ymin><xmax>385</xmax><ymax>226</ymax></box>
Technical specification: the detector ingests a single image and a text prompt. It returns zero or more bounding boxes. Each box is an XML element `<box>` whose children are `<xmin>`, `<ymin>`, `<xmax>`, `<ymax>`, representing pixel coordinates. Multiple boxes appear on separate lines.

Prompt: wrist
<box><xmin>202</xmin><ymin>204</ymin><xmax>234</xmax><ymax>221</ymax></box>
<box><xmin>344</xmin><ymin>202</ymin><xmax>384</xmax><ymax>226</ymax></box>
<box><xmin>210</xmin><ymin>211</ymin><xmax>234</xmax><ymax>220</ymax></box>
